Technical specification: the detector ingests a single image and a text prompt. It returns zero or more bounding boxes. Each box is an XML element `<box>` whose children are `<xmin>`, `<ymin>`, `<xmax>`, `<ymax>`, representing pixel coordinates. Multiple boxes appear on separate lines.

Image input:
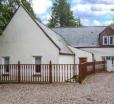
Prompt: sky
<box><xmin>30</xmin><ymin>0</ymin><xmax>114</xmax><ymax>26</ymax></box>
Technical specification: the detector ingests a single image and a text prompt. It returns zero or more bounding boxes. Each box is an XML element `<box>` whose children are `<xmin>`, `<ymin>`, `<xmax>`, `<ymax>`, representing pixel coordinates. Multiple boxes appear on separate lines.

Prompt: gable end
<box><xmin>21</xmin><ymin>5</ymin><xmax>61</xmax><ymax>51</ymax></box>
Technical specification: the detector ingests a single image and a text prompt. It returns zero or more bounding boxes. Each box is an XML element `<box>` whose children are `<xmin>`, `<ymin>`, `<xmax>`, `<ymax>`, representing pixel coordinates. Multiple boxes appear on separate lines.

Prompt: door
<box><xmin>105</xmin><ymin>56</ymin><xmax>114</xmax><ymax>72</ymax></box>
<box><xmin>79</xmin><ymin>57</ymin><xmax>87</xmax><ymax>64</ymax></box>
<box><xmin>107</xmin><ymin>60</ymin><xmax>112</xmax><ymax>72</ymax></box>
<box><xmin>111</xmin><ymin>57</ymin><xmax>114</xmax><ymax>71</ymax></box>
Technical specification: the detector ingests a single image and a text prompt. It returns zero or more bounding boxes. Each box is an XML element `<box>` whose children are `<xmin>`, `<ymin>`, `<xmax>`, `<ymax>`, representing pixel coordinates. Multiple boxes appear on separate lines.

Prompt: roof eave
<box><xmin>59</xmin><ymin>52</ymin><xmax>75</xmax><ymax>56</ymax></box>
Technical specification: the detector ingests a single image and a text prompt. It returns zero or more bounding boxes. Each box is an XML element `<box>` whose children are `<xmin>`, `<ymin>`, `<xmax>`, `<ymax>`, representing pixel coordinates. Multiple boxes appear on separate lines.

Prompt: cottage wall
<box><xmin>69</xmin><ymin>47</ymin><xmax>93</xmax><ymax>64</ymax></box>
<box><xmin>0</xmin><ymin>6</ymin><xmax>59</xmax><ymax>64</ymax></box>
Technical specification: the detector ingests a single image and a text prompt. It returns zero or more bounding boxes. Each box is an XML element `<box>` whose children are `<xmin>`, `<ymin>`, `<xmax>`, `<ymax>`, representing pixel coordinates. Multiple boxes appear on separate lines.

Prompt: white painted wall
<box><xmin>0</xmin><ymin>6</ymin><xmax>59</xmax><ymax>64</ymax></box>
<box><xmin>69</xmin><ymin>46</ymin><xmax>93</xmax><ymax>64</ymax></box>
<box><xmin>81</xmin><ymin>48</ymin><xmax>114</xmax><ymax>61</ymax></box>
<box><xmin>81</xmin><ymin>48</ymin><xmax>114</xmax><ymax>71</ymax></box>
<box><xmin>59</xmin><ymin>55</ymin><xmax>74</xmax><ymax>64</ymax></box>
<box><xmin>67</xmin><ymin>47</ymin><xmax>93</xmax><ymax>75</ymax></box>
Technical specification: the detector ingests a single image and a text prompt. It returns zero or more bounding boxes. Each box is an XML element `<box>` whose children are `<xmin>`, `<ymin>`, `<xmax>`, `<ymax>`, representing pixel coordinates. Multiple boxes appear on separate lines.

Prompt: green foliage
<box><xmin>0</xmin><ymin>3</ymin><xmax>13</xmax><ymax>35</ymax></box>
<box><xmin>0</xmin><ymin>0</ymin><xmax>36</xmax><ymax>35</ymax></box>
<box><xmin>48</xmin><ymin>0</ymin><xmax>82</xmax><ymax>28</ymax></box>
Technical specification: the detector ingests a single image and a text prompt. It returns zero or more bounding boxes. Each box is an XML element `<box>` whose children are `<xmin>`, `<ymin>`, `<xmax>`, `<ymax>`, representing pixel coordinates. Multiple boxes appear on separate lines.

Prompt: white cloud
<box><xmin>103</xmin><ymin>20</ymin><xmax>113</xmax><ymax>25</ymax></box>
<box><xmin>39</xmin><ymin>13</ymin><xmax>51</xmax><ymax>24</ymax></box>
<box><xmin>81</xmin><ymin>19</ymin><xmax>92</xmax><ymax>26</ymax></box>
<box><xmin>32</xmin><ymin>0</ymin><xmax>52</xmax><ymax>14</ymax></box>
<box><xmin>81</xmin><ymin>19</ymin><xmax>113</xmax><ymax>26</ymax></box>
<box><xmin>93</xmin><ymin>20</ymin><xmax>101</xmax><ymax>26</ymax></box>
<box><xmin>31</xmin><ymin>0</ymin><xmax>52</xmax><ymax>24</ymax></box>
<box><xmin>72</xmin><ymin>0</ymin><xmax>114</xmax><ymax>4</ymax></box>
<box><xmin>72</xmin><ymin>3</ymin><xmax>114</xmax><ymax>17</ymax></box>
<box><xmin>82</xmin><ymin>0</ymin><xmax>114</xmax><ymax>4</ymax></box>
<box><xmin>71</xmin><ymin>0</ymin><xmax>114</xmax><ymax>26</ymax></box>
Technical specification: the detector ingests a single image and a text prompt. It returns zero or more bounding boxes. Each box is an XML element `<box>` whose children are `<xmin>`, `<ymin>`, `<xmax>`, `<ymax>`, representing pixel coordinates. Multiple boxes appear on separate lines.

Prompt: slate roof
<box><xmin>37</xmin><ymin>21</ymin><xmax>73</xmax><ymax>54</ymax></box>
<box><xmin>53</xmin><ymin>27</ymin><xmax>106</xmax><ymax>47</ymax></box>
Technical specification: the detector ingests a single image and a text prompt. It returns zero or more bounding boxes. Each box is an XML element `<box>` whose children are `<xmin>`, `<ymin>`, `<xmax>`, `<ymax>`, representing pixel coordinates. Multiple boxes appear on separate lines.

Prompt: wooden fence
<box><xmin>79</xmin><ymin>61</ymin><xmax>106</xmax><ymax>83</ymax></box>
<box><xmin>0</xmin><ymin>62</ymin><xmax>79</xmax><ymax>84</ymax></box>
<box><xmin>0</xmin><ymin>61</ymin><xmax>106</xmax><ymax>84</ymax></box>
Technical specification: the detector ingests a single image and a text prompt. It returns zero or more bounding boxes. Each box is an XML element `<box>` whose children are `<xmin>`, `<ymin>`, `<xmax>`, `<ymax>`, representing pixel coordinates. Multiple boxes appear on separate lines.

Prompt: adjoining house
<box><xmin>53</xmin><ymin>26</ymin><xmax>114</xmax><ymax>71</ymax></box>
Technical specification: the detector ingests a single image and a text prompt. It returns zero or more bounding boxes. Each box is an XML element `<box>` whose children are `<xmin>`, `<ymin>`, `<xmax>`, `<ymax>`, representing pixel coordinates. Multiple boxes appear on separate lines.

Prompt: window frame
<box><xmin>2</xmin><ymin>56</ymin><xmax>10</xmax><ymax>74</ymax></box>
<box><xmin>103</xmin><ymin>36</ymin><xmax>108</xmax><ymax>45</ymax></box>
<box><xmin>103</xmin><ymin>36</ymin><xmax>114</xmax><ymax>45</ymax></box>
<box><xmin>109</xmin><ymin>36</ymin><xmax>114</xmax><ymax>45</ymax></box>
<box><xmin>33</xmin><ymin>56</ymin><xmax>42</xmax><ymax>74</ymax></box>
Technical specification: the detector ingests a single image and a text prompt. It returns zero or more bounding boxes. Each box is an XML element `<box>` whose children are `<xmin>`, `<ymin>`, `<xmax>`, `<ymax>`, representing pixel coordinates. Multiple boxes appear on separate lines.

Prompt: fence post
<box><xmin>0</xmin><ymin>65</ymin><xmax>2</xmax><ymax>81</ymax></box>
<box><xmin>49</xmin><ymin>61</ymin><xmax>52</xmax><ymax>83</ymax></box>
<box><xmin>103</xmin><ymin>61</ymin><xmax>106</xmax><ymax>71</ymax></box>
<box><xmin>18</xmin><ymin>61</ymin><xmax>21</xmax><ymax>83</ymax></box>
<box><xmin>93</xmin><ymin>61</ymin><xmax>95</xmax><ymax>73</ymax></box>
<box><xmin>79</xmin><ymin>64</ymin><xmax>82</xmax><ymax>84</ymax></box>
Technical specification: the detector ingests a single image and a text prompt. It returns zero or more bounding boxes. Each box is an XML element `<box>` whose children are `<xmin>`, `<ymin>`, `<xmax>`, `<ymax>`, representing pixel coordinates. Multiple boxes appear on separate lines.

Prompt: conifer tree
<box><xmin>48</xmin><ymin>0</ymin><xmax>82</xmax><ymax>27</ymax></box>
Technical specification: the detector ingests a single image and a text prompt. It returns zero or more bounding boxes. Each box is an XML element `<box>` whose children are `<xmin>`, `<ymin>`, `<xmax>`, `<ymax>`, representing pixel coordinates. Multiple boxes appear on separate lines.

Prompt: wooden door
<box><xmin>79</xmin><ymin>57</ymin><xmax>87</xmax><ymax>64</ymax></box>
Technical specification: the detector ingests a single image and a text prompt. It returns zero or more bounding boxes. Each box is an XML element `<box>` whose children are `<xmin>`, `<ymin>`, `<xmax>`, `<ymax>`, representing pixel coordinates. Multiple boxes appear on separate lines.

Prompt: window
<box><xmin>103</xmin><ymin>36</ymin><xmax>108</xmax><ymax>45</ymax></box>
<box><xmin>34</xmin><ymin>57</ymin><xmax>41</xmax><ymax>73</ymax></box>
<box><xmin>3</xmin><ymin>57</ymin><xmax>10</xmax><ymax>73</ymax></box>
<box><xmin>109</xmin><ymin>36</ymin><xmax>114</xmax><ymax>45</ymax></box>
<box><xmin>110</xmin><ymin>36</ymin><xmax>113</xmax><ymax>45</ymax></box>
<box><xmin>103</xmin><ymin>36</ymin><xmax>114</xmax><ymax>45</ymax></box>
<box><xmin>112</xmin><ymin>57</ymin><xmax>114</xmax><ymax>65</ymax></box>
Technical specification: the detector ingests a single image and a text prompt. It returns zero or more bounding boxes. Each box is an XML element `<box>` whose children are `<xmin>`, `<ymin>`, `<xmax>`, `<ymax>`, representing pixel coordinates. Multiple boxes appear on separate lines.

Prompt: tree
<box><xmin>48</xmin><ymin>0</ymin><xmax>82</xmax><ymax>28</ymax></box>
<box><xmin>0</xmin><ymin>0</ymin><xmax>36</xmax><ymax>35</ymax></box>
<box><xmin>0</xmin><ymin>3</ymin><xmax>13</xmax><ymax>34</ymax></box>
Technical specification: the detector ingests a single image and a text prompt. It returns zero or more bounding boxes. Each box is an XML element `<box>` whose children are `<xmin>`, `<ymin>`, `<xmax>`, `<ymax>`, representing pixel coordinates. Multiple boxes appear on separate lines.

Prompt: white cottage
<box><xmin>0</xmin><ymin>5</ymin><xmax>74</xmax><ymax>65</ymax></box>
<box><xmin>0</xmin><ymin>5</ymin><xmax>95</xmax><ymax>82</ymax></box>
<box><xmin>0</xmin><ymin>5</ymin><xmax>93</xmax><ymax>66</ymax></box>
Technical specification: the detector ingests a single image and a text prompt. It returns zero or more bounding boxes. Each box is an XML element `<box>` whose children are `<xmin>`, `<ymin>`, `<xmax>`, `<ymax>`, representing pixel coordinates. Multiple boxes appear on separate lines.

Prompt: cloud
<box><xmin>82</xmin><ymin>0</ymin><xmax>114</xmax><ymax>4</ymax></box>
<box><xmin>81</xmin><ymin>19</ymin><xmax>92</xmax><ymax>26</ymax></box>
<box><xmin>39</xmin><ymin>13</ymin><xmax>51</xmax><ymax>24</ymax></box>
<box><xmin>72</xmin><ymin>4</ymin><xmax>114</xmax><ymax>17</ymax></box>
<box><xmin>32</xmin><ymin>0</ymin><xmax>52</xmax><ymax>14</ymax></box>
<box><xmin>31</xmin><ymin>0</ymin><xmax>52</xmax><ymax>24</ymax></box>
<box><xmin>81</xmin><ymin>19</ymin><xmax>113</xmax><ymax>26</ymax></box>
<box><xmin>71</xmin><ymin>0</ymin><xmax>114</xmax><ymax>26</ymax></box>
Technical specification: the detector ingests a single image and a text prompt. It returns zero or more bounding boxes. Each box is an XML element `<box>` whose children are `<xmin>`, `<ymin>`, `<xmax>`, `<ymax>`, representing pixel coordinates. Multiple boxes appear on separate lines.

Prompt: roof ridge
<box><xmin>53</xmin><ymin>26</ymin><xmax>106</xmax><ymax>29</ymax></box>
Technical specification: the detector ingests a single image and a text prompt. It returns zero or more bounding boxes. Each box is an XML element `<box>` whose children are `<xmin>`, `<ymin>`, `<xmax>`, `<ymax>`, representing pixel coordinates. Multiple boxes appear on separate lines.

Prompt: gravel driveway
<box><xmin>0</xmin><ymin>72</ymin><xmax>114</xmax><ymax>104</ymax></box>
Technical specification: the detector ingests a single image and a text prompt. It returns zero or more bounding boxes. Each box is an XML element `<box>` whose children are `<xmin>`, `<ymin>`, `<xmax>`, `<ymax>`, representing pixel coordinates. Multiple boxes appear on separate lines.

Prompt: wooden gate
<box><xmin>79</xmin><ymin>61</ymin><xmax>106</xmax><ymax>83</ymax></box>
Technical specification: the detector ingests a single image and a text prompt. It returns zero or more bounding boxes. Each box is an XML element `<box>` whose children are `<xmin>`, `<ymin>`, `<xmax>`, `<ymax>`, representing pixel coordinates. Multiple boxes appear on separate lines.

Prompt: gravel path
<box><xmin>0</xmin><ymin>72</ymin><xmax>114</xmax><ymax>104</ymax></box>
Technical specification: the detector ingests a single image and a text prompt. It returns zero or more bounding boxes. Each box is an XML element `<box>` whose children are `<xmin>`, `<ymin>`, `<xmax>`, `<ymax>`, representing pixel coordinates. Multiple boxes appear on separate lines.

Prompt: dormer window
<box><xmin>103</xmin><ymin>36</ymin><xmax>108</xmax><ymax>45</ymax></box>
<box><xmin>103</xmin><ymin>36</ymin><xmax>114</xmax><ymax>45</ymax></box>
<box><xmin>110</xmin><ymin>36</ymin><xmax>114</xmax><ymax>45</ymax></box>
